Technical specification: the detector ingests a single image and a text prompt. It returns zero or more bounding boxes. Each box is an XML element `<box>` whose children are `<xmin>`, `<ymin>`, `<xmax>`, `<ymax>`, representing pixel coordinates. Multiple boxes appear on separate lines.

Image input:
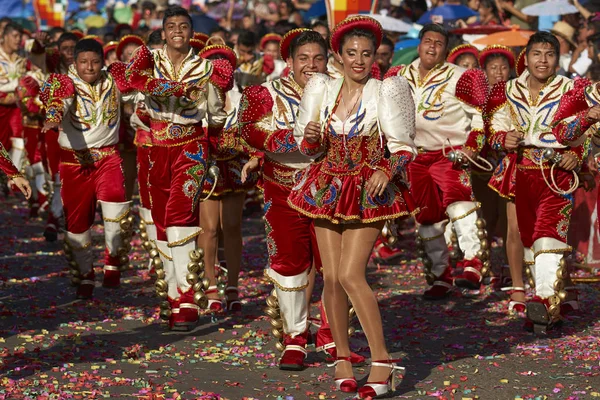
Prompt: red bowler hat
<box><xmin>330</xmin><ymin>16</ymin><xmax>383</xmax><ymax>54</ymax></box>
<box><xmin>199</xmin><ymin>44</ymin><xmax>237</xmax><ymax>69</ymax></box>
<box><xmin>194</xmin><ymin>32</ymin><xmax>210</xmax><ymax>43</ymax></box>
<box><xmin>82</xmin><ymin>34</ymin><xmax>104</xmax><ymax>46</ymax></box>
<box><xmin>447</xmin><ymin>43</ymin><xmax>479</xmax><ymax>65</ymax></box>
<box><xmin>516</xmin><ymin>48</ymin><xmax>526</xmax><ymax>76</ymax></box>
<box><xmin>260</xmin><ymin>33</ymin><xmax>282</xmax><ymax>51</ymax></box>
<box><xmin>478</xmin><ymin>44</ymin><xmax>515</xmax><ymax>70</ymax></box>
<box><xmin>280</xmin><ymin>28</ymin><xmax>308</xmax><ymax>60</ymax></box>
<box><xmin>103</xmin><ymin>41</ymin><xmax>118</xmax><ymax>58</ymax></box>
<box><xmin>117</xmin><ymin>34</ymin><xmax>145</xmax><ymax>60</ymax></box>
<box><xmin>71</xmin><ymin>30</ymin><xmax>84</xmax><ymax>40</ymax></box>
<box><xmin>190</xmin><ymin>38</ymin><xmax>206</xmax><ymax>52</ymax></box>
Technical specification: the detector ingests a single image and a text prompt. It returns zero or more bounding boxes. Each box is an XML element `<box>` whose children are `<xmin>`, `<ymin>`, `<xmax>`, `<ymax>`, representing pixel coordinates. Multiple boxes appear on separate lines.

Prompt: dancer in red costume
<box><xmin>0</xmin><ymin>23</ymin><xmax>27</xmax><ymax>179</ymax></box>
<box><xmin>486</xmin><ymin>32</ymin><xmax>598</xmax><ymax>333</ymax></box>
<box><xmin>481</xmin><ymin>45</ymin><xmax>527</xmax><ymax>312</ymax></box>
<box><xmin>0</xmin><ymin>142</ymin><xmax>31</xmax><ymax>198</ymax></box>
<box><xmin>389</xmin><ymin>23</ymin><xmax>491</xmax><ymax>298</ymax></box>
<box><xmin>40</xmin><ymin>39</ymin><xmax>136</xmax><ymax>298</ymax></box>
<box><xmin>126</xmin><ymin>6</ymin><xmax>233</xmax><ymax>331</ymax></box>
<box><xmin>240</xmin><ymin>28</ymin><xmax>365</xmax><ymax>370</ymax></box>
<box><xmin>196</xmin><ymin>43</ymin><xmax>257</xmax><ymax>313</ymax></box>
<box><xmin>41</xmin><ymin>32</ymin><xmax>80</xmax><ymax>242</ymax></box>
<box><xmin>288</xmin><ymin>16</ymin><xmax>417</xmax><ymax>397</ymax></box>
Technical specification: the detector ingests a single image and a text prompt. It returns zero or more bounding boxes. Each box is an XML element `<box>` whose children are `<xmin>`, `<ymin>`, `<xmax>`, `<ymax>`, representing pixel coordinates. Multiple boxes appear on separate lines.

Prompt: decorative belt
<box><xmin>517</xmin><ymin>147</ymin><xmax>567</xmax><ymax>170</ymax></box>
<box><xmin>60</xmin><ymin>145</ymin><xmax>118</xmax><ymax>166</ymax></box>
<box><xmin>150</xmin><ymin>119</ymin><xmax>204</xmax><ymax>147</ymax></box>
<box><xmin>263</xmin><ymin>159</ymin><xmax>299</xmax><ymax>188</ymax></box>
<box><xmin>134</xmin><ymin>128</ymin><xmax>153</xmax><ymax>148</ymax></box>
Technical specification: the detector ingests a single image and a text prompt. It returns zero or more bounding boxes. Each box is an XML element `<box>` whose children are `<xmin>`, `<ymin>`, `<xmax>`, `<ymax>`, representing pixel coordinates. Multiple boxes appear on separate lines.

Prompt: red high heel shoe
<box><xmin>225</xmin><ymin>286</ymin><xmax>242</xmax><ymax>312</ymax></box>
<box><xmin>501</xmin><ymin>286</ymin><xmax>526</xmax><ymax>313</ymax></box>
<box><xmin>357</xmin><ymin>359</ymin><xmax>405</xmax><ymax>399</ymax></box>
<box><xmin>205</xmin><ymin>285</ymin><xmax>223</xmax><ymax>312</ymax></box>
<box><xmin>327</xmin><ymin>357</ymin><xmax>357</xmax><ymax>393</ymax></box>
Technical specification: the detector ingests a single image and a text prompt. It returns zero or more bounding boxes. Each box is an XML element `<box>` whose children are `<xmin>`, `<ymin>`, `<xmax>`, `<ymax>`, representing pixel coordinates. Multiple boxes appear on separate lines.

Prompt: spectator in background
<box><xmin>48</xmin><ymin>27</ymin><xmax>66</xmax><ymax>44</ymax></box>
<box><xmin>550</xmin><ymin>20</ymin><xmax>577</xmax><ymax>75</ymax></box>
<box><xmin>311</xmin><ymin>20</ymin><xmax>330</xmax><ymax>44</ymax></box>
<box><xmin>146</xmin><ymin>29</ymin><xmax>164</xmax><ymax>49</ymax></box>
<box><xmin>587</xmin><ymin>61</ymin><xmax>600</xmax><ymax>81</ymax></box>
<box><xmin>376</xmin><ymin>36</ymin><xmax>395</xmax><ymax>77</ymax></box>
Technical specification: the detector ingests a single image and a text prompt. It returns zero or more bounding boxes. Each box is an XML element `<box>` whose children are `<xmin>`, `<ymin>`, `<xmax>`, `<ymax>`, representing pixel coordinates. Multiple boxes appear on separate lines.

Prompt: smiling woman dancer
<box><xmin>288</xmin><ymin>16</ymin><xmax>418</xmax><ymax>398</ymax></box>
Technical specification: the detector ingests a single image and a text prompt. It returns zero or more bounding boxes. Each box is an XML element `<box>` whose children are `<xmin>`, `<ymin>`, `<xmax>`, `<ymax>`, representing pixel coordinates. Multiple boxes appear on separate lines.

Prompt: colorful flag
<box><xmin>325</xmin><ymin>0</ymin><xmax>374</xmax><ymax>29</ymax></box>
<box><xmin>33</xmin><ymin>0</ymin><xmax>68</xmax><ymax>30</ymax></box>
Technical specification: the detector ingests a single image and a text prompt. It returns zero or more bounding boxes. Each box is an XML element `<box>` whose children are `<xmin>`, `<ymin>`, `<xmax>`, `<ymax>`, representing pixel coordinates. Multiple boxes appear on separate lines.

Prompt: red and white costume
<box><xmin>239</xmin><ymin>75</ymin><xmax>320</xmax><ymax>365</ymax></box>
<box><xmin>0</xmin><ymin>47</ymin><xmax>29</xmax><ymax>171</ymax></box>
<box><xmin>394</xmin><ymin>61</ymin><xmax>490</xmax><ymax>294</ymax></box>
<box><xmin>486</xmin><ymin>73</ymin><xmax>591</xmax><ymax>330</ymax></box>
<box><xmin>40</xmin><ymin>63</ymin><xmax>135</xmax><ymax>295</ymax></box>
<box><xmin>126</xmin><ymin>45</ymin><xmax>232</xmax><ymax>329</ymax></box>
<box><xmin>0</xmin><ymin>141</ymin><xmax>21</xmax><ymax>178</ymax></box>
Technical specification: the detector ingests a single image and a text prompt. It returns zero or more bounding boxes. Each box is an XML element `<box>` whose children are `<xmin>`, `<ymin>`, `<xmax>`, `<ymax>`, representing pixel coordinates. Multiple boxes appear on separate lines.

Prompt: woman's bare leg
<box><xmin>506</xmin><ymin>201</ymin><xmax>525</xmax><ymax>303</ymax></box>
<box><xmin>198</xmin><ymin>198</ymin><xmax>221</xmax><ymax>302</ymax></box>
<box><xmin>220</xmin><ymin>192</ymin><xmax>245</xmax><ymax>301</ymax></box>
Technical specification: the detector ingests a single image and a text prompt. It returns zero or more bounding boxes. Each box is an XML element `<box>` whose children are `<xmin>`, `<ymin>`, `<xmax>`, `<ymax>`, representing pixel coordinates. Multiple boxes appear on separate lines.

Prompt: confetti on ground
<box><xmin>0</xmin><ymin>194</ymin><xmax>599</xmax><ymax>399</ymax></box>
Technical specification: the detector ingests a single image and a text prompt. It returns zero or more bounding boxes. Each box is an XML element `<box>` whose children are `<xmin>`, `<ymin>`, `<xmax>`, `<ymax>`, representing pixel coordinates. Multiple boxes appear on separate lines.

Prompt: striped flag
<box><xmin>33</xmin><ymin>0</ymin><xmax>68</xmax><ymax>30</ymax></box>
<box><xmin>325</xmin><ymin>0</ymin><xmax>374</xmax><ymax>29</ymax></box>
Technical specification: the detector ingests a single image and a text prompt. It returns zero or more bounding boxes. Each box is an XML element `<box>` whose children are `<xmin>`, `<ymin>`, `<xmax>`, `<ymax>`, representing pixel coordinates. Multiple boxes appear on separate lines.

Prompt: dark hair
<box><xmin>479</xmin><ymin>0</ymin><xmax>501</xmax><ymax>23</ymax></box>
<box><xmin>311</xmin><ymin>20</ymin><xmax>330</xmax><ymax>34</ymax></box>
<box><xmin>74</xmin><ymin>38</ymin><xmax>104</xmax><ymax>61</ymax></box>
<box><xmin>210</xmin><ymin>26</ymin><xmax>228</xmax><ymax>36</ymax></box>
<box><xmin>162</xmin><ymin>6</ymin><xmax>193</xmax><ymax>29</ymax></box>
<box><xmin>587</xmin><ymin>16</ymin><xmax>600</xmax><ymax>36</ymax></box>
<box><xmin>48</xmin><ymin>27</ymin><xmax>65</xmax><ymax>38</ymax></box>
<box><xmin>58</xmin><ymin>32</ymin><xmax>79</xmax><ymax>48</ymax></box>
<box><xmin>380</xmin><ymin>35</ymin><xmax>394</xmax><ymax>50</ymax></box>
<box><xmin>237</xmin><ymin>30</ymin><xmax>256</xmax><ymax>48</ymax></box>
<box><xmin>2</xmin><ymin>22</ymin><xmax>22</xmax><ymax>37</ymax></box>
<box><xmin>525</xmin><ymin>31</ymin><xmax>560</xmax><ymax>57</ymax></box>
<box><xmin>455</xmin><ymin>52</ymin><xmax>479</xmax><ymax>67</ymax></box>
<box><xmin>104</xmin><ymin>32</ymin><xmax>117</xmax><ymax>43</ymax></box>
<box><xmin>483</xmin><ymin>52</ymin><xmax>511</xmax><ymax>69</ymax></box>
<box><xmin>419</xmin><ymin>23</ymin><xmax>449</xmax><ymax>48</ymax></box>
<box><xmin>290</xmin><ymin>30</ymin><xmax>328</xmax><ymax>58</ymax></box>
<box><xmin>0</xmin><ymin>17</ymin><xmax>11</xmax><ymax>24</ymax></box>
<box><xmin>273</xmin><ymin>21</ymin><xmax>299</xmax><ymax>36</ymax></box>
<box><xmin>147</xmin><ymin>30</ymin><xmax>163</xmax><ymax>46</ymax></box>
<box><xmin>339</xmin><ymin>28</ymin><xmax>377</xmax><ymax>52</ymax></box>
<box><xmin>588</xmin><ymin>62</ymin><xmax>600</xmax><ymax>81</ymax></box>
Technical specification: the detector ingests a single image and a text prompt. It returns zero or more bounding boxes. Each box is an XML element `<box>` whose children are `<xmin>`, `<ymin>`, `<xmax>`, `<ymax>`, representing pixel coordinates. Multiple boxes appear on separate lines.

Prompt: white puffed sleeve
<box><xmin>378</xmin><ymin>76</ymin><xmax>417</xmax><ymax>157</ymax></box>
<box><xmin>293</xmin><ymin>73</ymin><xmax>331</xmax><ymax>147</ymax></box>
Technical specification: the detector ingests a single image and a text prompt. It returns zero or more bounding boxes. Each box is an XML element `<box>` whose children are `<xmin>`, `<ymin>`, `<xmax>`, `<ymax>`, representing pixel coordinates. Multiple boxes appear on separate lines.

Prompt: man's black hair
<box><xmin>380</xmin><ymin>35</ymin><xmax>394</xmax><ymax>49</ymax></box>
<box><xmin>482</xmin><ymin>52</ymin><xmax>511</xmax><ymax>69</ymax></box>
<box><xmin>57</xmin><ymin>32</ymin><xmax>79</xmax><ymax>48</ymax></box>
<box><xmin>162</xmin><ymin>6</ymin><xmax>193</xmax><ymax>29</ymax></box>
<box><xmin>2</xmin><ymin>22</ymin><xmax>22</xmax><ymax>37</ymax></box>
<box><xmin>237</xmin><ymin>30</ymin><xmax>257</xmax><ymax>48</ymax></box>
<box><xmin>210</xmin><ymin>26</ymin><xmax>228</xmax><ymax>36</ymax></box>
<box><xmin>418</xmin><ymin>23</ymin><xmax>449</xmax><ymax>48</ymax></box>
<box><xmin>147</xmin><ymin>29</ymin><xmax>164</xmax><ymax>46</ymax></box>
<box><xmin>48</xmin><ymin>27</ymin><xmax>65</xmax><ymax>38</ymax></box>
<box><xmin>311</xmin><ymin>19</ymin><xmax>329</xmax><ymax>33</ymax></box>
<box><xmin>526</xmin><ymin>31</ymin><xmax>560</xmax><ymax>57</ymax></box>
<box><xmin>289</xmin><ymin>30</ymin><xmax>328</xmax><ymax>59</ymax></box>
<box><xmin>273</xmin><ymin>21</ymin><xmax>298</xmax><ymax>36</ymax></box>
<box><xmin>74</xmin><ymin>38</ymin><xmax>104</xmax><ymax>61</ymax></box>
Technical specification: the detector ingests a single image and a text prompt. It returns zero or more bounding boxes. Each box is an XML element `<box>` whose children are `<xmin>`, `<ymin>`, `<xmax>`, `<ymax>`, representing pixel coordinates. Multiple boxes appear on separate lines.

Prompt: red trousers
<box><xmin>60</xmin><ymin>149</ymin><xmax>126</xmax><ymax>234</ymax></box>
<box><xmin>263</xmin><ymin>176</ymin><xmax>321</xmax><ymax>277</ymax></box>
<box><xmin>408</xmin><ymin>150</ymin><xmax>474</xmax><ymax>225</ymax></box>
<box><xmin>149</xmin><ymin>138</ymin><xmax>209</xmax><ymax>241</ymax></box>
<box><xmin>0</xmin><ymin>105</ymin><xmax>22</xmax><ymax>149</ymax></box>
<box><xmin>515</xmin><ymin>164</ymin><xmax>574</xmax><ymax>248</ymax></box>
<box><xmin>24</xmin><ymin>126</ymin><xmax>42</xmax><ymax>165</ymax></box>
<box><xmin>137</xmin><ymin>146</ymin><xmax>151</xmax><ymax>209</ymax></box>
<box><xmin>44</xmin><ymin>129</ymin><xmax>60</xmax><ymax>176</ymax></box>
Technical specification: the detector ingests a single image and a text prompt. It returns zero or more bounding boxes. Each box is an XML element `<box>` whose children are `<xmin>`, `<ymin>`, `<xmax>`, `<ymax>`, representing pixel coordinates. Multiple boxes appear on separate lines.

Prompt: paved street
<box><xmin>1</xmin><ymin>194</ymin><xmax>599</xmax><ymax>399</ymax></box>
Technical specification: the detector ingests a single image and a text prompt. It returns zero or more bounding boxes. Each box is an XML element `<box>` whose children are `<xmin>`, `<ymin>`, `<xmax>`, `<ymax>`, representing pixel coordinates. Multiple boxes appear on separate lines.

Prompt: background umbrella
<box><xmin>452</xmin><ymin>25</ymin><xmax>511</xmax><ymax>35</ymax></box>
<box><xmin>392</xmin><ymin>46</ymin><xmax>419</xmax><ymax>66</ymax></box>
<box><xmin>473</xmin><ymin>30</ymin><xmax>535</xmax><ymax>46</ymax></box>
<box><xmin>350</xmin><ymin>13</ymin><xmax>413</xmax><ymax>32</ymax></box>
<box><xmin>304</xmin><ymin>0</ymin><xmax>326</xmax><ymax>22</ymax></box>
<box><xmin>417</xmin><ymin>4</ymin><xmax>477</xmax><ymax>27</ymax></box>
<box><xmin>522</xmin><ymin>0</ymin><xmax>579</xmax><ymax>15</ymax></box>
<box><xmin>394</xmin><ymin>38</ymin><xmax>420</xmax><ymax>51</ymax></box>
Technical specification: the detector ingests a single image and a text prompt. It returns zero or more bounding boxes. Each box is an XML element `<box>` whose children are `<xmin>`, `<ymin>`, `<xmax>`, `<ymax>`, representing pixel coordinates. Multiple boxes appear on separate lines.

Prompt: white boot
<box><xmin>446</xmin><ymin>201</ymin><xmax>481</xmax><ymax>260</ymax></box>
<box><xmin>419</xmin><ymin>222</ymin><xmax>453</xmax><ymax>299</ymax></box>
<box><xmin>50</xmin><ymin>173</ymin><xmax>63</xmax><ymax>219</ymax></box>
<box><xmin>31</xmin><ymin>161</ymin><xmax>48</xmax><ymax>197</ymax></box>
<box><xmin>139</xmin><ymin>207</ymin><xmax>157</xmax><ymax>270</ymax></box>
<box><xmin>167</xmin><ymin>226</ymin><xmax>203</xmax><ymax>325</ymax></box>
<box><xmin>531</xmin><ymin>238</ymin><xmax>570</xmax><ymax>299</ymax></box>
<box><xmin>100</xmin><ymin>200</ymin><xmax>132</xmax><ymax>287</ymax></box>
<box><xmin>65</xmin><ymin>230</ymin><xmax>95</xmax><ymax>298</ymax></box>
<box><xmin>266</xmin><ymin>268</ymin><xmax>309</xmax><ymax>337</ymax></box>
<box><xmin>156</xmin><ymin>240</ymin><xmax>179</xmax><ymax>300</ymax></box>
<box><xmin>9</xmin><ymin>138</ymin><xmax>25</xmax><ymax>172</ymax></box>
